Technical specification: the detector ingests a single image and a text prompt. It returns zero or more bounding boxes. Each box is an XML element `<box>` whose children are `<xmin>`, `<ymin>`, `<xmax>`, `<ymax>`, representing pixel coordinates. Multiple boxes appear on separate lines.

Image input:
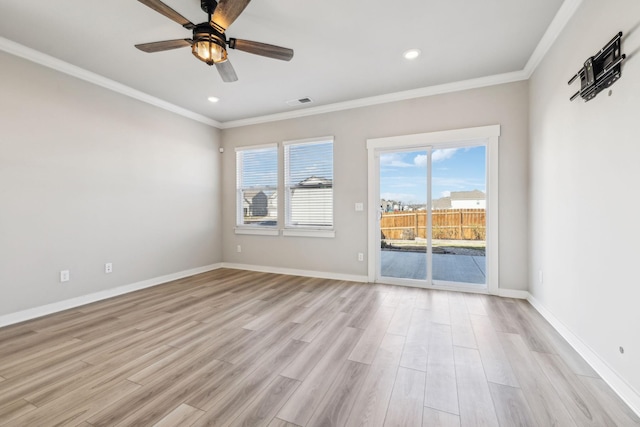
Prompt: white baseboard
<box><xmin>497</xmin><ymin>288</ymin><xmax>529</xmax><ymax>299</ymax></box>
<box><xmin>221</xmin><ymin>263</ymin><xmax>530</xmax><ymax>297</ymax></box>
<box><xmin>221</xmin><ymin>262</ymin><xmax>369</xmax><ymax>284</ymax></box>
<box><xmin>0</xmin><ymin>263</ymin><xmax>223</xmax><ymax>328</ymax></box>
<box><xmin>527</xmin><ymin>294</ymin><xmax>640</xmax><ymax>417</ymax></box>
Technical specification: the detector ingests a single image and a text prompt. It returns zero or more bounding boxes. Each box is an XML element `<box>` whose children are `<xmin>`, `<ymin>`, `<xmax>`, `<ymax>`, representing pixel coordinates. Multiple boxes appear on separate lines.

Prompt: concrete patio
<box><xmin>380</xmin><ymin>249</ymin><xmax>486</xmax><ymax>284</ymax></box>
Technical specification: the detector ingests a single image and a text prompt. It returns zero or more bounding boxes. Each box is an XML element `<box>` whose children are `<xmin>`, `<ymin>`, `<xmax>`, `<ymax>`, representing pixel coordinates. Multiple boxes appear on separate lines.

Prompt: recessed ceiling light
<box><xmin>403</xmin><ymin>49</ymin><xmax>421</xmax><ymax>60</ymax></box>
<box><xmin>207</xmin><ymin>96</ymin><xmax>220</xmax><ymax>103</ymax></box>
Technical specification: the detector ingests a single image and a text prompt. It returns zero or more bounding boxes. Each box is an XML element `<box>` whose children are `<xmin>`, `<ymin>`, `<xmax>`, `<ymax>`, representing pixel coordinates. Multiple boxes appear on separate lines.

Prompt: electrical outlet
<box><xmin>237</xmin><ymin>245</ymin><xmax>242</xmax><ymax>253</ymax></box>
<box><xmin>105</xmin><ymin>263</ymin><xmax>113</xmax><ymax>273</ymax></box>
<box><xmin>60</xmin><ymin>270</ymin><xmax>70</xmax><ymax>282</ymax></box>
<box><xmin>355</xmin><ymin>202</ymin><xmax>364</xmax><ymax>212</ymax></box>
<box><xmin>358</xmin><ymin>252</ymin><xmax>364</xmax><ymax>262</ymax></box>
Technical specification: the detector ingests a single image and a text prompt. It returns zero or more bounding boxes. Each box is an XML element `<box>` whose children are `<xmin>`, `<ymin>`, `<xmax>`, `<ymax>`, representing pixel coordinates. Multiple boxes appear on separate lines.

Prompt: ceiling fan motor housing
<box><xmin>201</xmin><ymin>0</ymin><xmax>218</xmax><ymax>14</ymax></box>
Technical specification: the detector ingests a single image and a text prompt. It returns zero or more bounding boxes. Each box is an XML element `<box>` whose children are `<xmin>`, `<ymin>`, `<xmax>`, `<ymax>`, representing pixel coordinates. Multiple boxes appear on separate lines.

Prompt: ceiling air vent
<box><xmin>286</xmin><ymin>97</ymin><xmax>314</xmax><ymax>106</ymax></box>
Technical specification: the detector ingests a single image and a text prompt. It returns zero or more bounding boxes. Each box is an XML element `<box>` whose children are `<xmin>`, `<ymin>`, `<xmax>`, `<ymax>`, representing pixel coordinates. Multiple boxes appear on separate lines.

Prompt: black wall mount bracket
<box><xmin>568</xmin><ymin>32</ymin><xmax>626</xmax><ymax>102</ymax></box>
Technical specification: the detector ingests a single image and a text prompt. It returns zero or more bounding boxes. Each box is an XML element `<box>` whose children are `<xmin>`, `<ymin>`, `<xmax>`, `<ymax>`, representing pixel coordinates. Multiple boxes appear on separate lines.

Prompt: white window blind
<box><xmin>284</xmin><ymin>138</ymin><xmax>334</xmax><ymax>228</ymax></box>
<box><xmin>236</xmin><ymin>144</ymin><xmax>278</xmax><ymax>227</ymax></box>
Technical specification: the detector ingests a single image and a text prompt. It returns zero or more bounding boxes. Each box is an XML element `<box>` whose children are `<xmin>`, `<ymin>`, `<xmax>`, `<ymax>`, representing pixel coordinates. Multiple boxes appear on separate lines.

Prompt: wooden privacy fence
<box><xmin>381</xmin><ymin>209</ymin><xmax>486</xmax><ymax>240</ymax></box>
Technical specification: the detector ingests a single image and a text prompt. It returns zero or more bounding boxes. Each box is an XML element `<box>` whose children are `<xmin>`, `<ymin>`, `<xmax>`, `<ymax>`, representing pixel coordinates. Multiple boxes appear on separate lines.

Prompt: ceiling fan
<box><xmin>135</xmin><ymin>0</ymin><xmax>294</xmax><ymax>82</ymax></box>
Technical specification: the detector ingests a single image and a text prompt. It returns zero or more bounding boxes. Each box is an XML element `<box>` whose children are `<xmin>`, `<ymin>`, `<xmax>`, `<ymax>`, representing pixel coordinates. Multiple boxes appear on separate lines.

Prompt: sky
<box><xmin>380</xmin><ymin>145</ymin><xmax>486</xmax><ymax>205</ymax></box>
<box><xmin>239</xmin><ymin>143</ymin><xmax>484</xmax><ymax>205</ymax></box>
<box><xmin>239</xmin><ymin>141</ymin><xmax>333</xmax><ymax>188</ymax></box>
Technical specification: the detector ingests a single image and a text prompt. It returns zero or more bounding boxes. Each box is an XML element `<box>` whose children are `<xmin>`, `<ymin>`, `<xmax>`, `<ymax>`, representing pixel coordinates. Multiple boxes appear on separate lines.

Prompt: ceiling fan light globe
<box><xmin>192</xmin><ymin>35</ymin><xmax>227</xmax><ymax>65</ymax></box>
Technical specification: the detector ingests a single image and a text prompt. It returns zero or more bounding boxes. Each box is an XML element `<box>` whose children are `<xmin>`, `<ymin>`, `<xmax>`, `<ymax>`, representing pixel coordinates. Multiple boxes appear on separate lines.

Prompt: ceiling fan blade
<box><xmin>135</xmin><ymin>39</ymin><xmax>193</xmax><ymax>53</ymax></box>
<box><xmin>230</xmin><ymin>38</ymin><xmax>294</xmax><ymax>61</ymax></box>
<box><xmin>215</xmin><ymin>59</ymin><xmax>238</xmax><ymax>82</ymax></box>
<box><xmin>211</xmin><ymin>0</ymin><xmax>251</xmax><ymax>32</ymax></box>
<box><xmin>138</xmin><ymin>0</ymin><xmax>195</xmax><ymax>29</ymax></box>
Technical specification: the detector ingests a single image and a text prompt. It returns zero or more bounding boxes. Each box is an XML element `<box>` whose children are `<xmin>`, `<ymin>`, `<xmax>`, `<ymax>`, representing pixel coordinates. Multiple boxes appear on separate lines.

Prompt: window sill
<box><xmin>282</xmin><ymin>228</ymin><xmax>335</xmax><ymax>238</ymax></box>
<box><xmin>234</xmin><ymin>227</ymin><xmax>279</xmax><ymax>236</ymax></box>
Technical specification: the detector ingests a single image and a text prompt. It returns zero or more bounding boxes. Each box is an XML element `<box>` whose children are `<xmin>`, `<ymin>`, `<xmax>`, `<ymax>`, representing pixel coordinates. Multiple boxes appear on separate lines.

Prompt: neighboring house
<box><xmin>433</xmin><ymin>190</ymin><xmax>486</xmax><ymax>209</ymax></box>
<box><xmin>381</xmin><ymin>199</ymin><xmax>408</xmax><ymax>212</ymax></box>
<box><xmin>432</xmin><ymin>197</ymin><xmax>452</xmax><ymax>209</ymax></box>
<box><xmin>243</xmin><ymin>189</ymin><xmax>277</xmax><ymax>220</ymax></box>
<box><xmin>290</xmin><ymin>176</ymin><xmax>332</xmax><ymax>226</ymax></box>
<box><xmin>450</xmin><ymin>190</ymin><xmax>486</xmax><ymax>209</ymax></box>
<box><xmin>381</xmin><ymin>199</ymin><xmax>395</xmax><ymax>212</ymax></box>
<box><xmin>382</xmin><ymin>194</ymin><xmax>487</xmax><ymax>211</ymax></box>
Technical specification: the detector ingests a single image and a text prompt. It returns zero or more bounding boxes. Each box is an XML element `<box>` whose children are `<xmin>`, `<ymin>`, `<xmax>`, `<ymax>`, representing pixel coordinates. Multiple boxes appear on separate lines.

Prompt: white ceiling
<box><xmin>0</xmin><ymin>0</ymin><xmax>568</xmax><ymax>125</ymax></box>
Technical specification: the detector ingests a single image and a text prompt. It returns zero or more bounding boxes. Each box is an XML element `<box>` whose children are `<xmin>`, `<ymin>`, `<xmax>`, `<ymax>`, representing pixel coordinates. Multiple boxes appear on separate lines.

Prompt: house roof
<box><xmin>433</xmin><ymin>198</ymin><xmax>452</xmax><ymax>209</ymax></box>
<box><xmin>297</xmin><ymin>176</ymin><xmax>332</xmax><ymax>188</ymax></box>
<box><xmin>243</xmin><ymin>189</ymin><xmax>277</xmax><ymax>201</ymax></box>
<box><xmin>450</xmin><ymin>190</ymin><xmax>486</xmax><ymax>200</ymax></box>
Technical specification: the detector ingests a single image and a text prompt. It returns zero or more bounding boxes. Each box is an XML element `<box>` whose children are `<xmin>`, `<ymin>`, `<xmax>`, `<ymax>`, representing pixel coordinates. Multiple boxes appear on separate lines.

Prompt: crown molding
<box><xmin>523</xmin><ymin>0</ymin><xmax>584</xmax><ymax>77</ymax></box>
<box><xmin>0</xmin><ymin>37</ymin><xmax>221</xmax><ymax>129</ymax></box>
<box><xmin>1</xmin><ymin>0</ymin><xmax>581</xmax><ymax>130</ymax></box>
<box><xmin>220</xmin><ymin>70</ymin><xmax>529</xmax><ymax>129</ymax></box>
<box><xmin>221</xmin><ymin>0</ymin><xmax>583</xmax><ymax>129</ymax></box>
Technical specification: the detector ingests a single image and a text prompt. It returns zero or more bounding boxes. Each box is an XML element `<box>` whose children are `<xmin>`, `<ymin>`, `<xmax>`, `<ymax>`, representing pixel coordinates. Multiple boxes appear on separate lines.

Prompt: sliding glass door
<box><xmin>379</xmin><ymin>149</ymin><xmax>428</xmax><ymax>281</ymax></box>
<box><xmin>431</xmin><ymin>146</ymin><xmax>486</xmax><ymax>285</ymax></box>
<box><xmin>376</xmin><ymin>143</ymin><xmax>487</xmax><ymax>289</ymax></box>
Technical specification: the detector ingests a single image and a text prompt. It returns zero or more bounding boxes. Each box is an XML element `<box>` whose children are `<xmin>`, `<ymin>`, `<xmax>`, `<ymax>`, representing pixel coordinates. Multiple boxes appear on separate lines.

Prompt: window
<box><xmin>284</xmin><ymin>137</ymin><xmax>334</xmax><ymax>232</ymax></box>
<box><xmin>236</xmin><ymin>144</ymin><xmax>278</xmax><ymax>233</ymax></box>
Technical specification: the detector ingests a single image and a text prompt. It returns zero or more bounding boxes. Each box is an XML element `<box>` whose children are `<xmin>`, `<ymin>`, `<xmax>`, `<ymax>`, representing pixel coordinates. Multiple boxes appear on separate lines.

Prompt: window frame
<box><xmin>283</xmin><ymin>136</ymin><xmax>335</xmax><ymax>238</ymax></box>
<box><xmin>235</xmin><ymin>143</ymin><xmax>279</xmax><ymax>236</ymax></box>
<box><xmin>366</xmin><ymin>124</ymin><xmax>500</xmax><ymax>293</ymax></box>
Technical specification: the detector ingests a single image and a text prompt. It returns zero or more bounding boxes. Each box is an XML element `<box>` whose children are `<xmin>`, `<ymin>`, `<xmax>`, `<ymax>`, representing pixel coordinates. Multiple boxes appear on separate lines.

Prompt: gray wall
<box><xmin>529</xmin><ymin>0</ymin><xmax>640</xmax><ymax>399</ymax></box>
<box><xmin>221</xmin><ymin>81</ymin><xmax>530</xmax><ymax>291</ymax></box>
<box><xmin>0</xmin><ymin>52</ymin><xmax>222</xmax><ymax>317</ymax></box>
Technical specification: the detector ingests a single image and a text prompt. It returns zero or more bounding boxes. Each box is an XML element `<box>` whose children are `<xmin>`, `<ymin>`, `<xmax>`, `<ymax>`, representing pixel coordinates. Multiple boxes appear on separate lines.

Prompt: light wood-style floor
<box><xmin>0</xmin><ymin>269</ymin><xmax>638</xmax><ymax>426</ymax></box>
